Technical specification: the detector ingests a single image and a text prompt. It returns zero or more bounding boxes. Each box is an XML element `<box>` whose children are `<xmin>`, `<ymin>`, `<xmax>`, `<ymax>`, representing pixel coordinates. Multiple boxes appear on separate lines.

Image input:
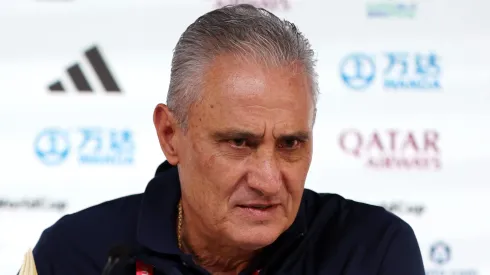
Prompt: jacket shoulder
<box><xmin>43</xmin><ymin>193</ymin><xmax>143</xmax><ymax>240</ymax></box>
<box><xmin>32</xmin><ymin>194</ymin><xmax>143</xmax><ymax>274</ymax></box>
<box><xmin>302</xmin><ymin>189</ymin><xmax>410</xmax><ymax>234</ymax></box>
<box><xmin>301</xmin><ymin>190</ymin><xmax>424</xmax><ymax>274</ymax></box>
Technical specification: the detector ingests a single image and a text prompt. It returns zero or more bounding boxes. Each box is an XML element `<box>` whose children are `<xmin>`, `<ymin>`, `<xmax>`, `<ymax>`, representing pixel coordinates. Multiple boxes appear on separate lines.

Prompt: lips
<box><xmin>237</xmin><ymin>204</ymin><xmax>276</xmax><ymax>210</ymax></box>
<box><xmin>235</xmin><ymin>203</ymin><xmax>280</xmax><ymax>220</ymax></box>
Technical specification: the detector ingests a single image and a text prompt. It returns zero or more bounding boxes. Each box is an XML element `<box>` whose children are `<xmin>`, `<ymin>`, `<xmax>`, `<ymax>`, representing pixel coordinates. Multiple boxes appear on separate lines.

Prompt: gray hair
<box><xmin>166</xmin><ymin>4</ymin><xmax>318</xmax><ymax>128</ymax></box>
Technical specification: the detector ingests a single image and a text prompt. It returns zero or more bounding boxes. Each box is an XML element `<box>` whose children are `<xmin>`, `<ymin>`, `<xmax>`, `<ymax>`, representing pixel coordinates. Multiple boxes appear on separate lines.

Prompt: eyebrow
<box><xmin>278</xmin><ymin>131</ymin><xmax>310</xmax><ymax>141</ymax></box>
<box><xmin>212</xmin><ymin>130</ymin><xmax>264</xmax><ymax>141</ymax></box>
<box><xmin>211</xmin><ymin>130</ymin><xmax>310</xmax><ymax>141</ymax></box>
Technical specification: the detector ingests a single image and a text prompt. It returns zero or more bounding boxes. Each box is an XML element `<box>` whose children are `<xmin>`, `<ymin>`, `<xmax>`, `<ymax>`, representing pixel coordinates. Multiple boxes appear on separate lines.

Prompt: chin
<box><xmin>228</xmin><ymin>224</ymin><xmax>285</xmax><ymax>250</ymax></box>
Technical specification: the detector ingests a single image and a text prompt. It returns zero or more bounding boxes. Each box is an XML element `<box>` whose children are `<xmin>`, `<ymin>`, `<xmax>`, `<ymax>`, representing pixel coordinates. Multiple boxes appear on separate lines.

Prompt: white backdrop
<box><xmin>1</xmin><ymin>0</ymin><xmax>489</xmax><ymax>274</ymax></box>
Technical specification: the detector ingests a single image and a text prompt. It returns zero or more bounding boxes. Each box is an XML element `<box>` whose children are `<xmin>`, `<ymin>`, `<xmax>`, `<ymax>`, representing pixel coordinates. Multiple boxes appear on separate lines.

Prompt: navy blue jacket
<box><xmin>30</xmin><ymin>161</ymin><xmax>425</xmax><ymax>274</ymax></box>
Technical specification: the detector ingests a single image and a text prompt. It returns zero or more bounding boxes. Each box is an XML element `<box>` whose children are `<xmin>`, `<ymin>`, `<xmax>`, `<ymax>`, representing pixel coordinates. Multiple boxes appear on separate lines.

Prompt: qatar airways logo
<box><xmin>339</xmin><ymin>129</ymin><xmax>441</xmax><ymax>170</ymax></box>
<box><xmin>213</xmin><ymin>0</ymin><xmax>291</xmax><ymax>11</ymax></box>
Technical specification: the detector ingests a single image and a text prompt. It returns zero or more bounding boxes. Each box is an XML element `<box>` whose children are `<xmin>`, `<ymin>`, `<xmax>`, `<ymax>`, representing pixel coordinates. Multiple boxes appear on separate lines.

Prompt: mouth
<box><xmin>237</xmin><ymin>204</ymin><xmax>277</xmax><ymax>210</ymax></box>
<box><xmin>236</xmin><ymin>204</ymin><xmax>279</xmax><ymax>220</ymax></box>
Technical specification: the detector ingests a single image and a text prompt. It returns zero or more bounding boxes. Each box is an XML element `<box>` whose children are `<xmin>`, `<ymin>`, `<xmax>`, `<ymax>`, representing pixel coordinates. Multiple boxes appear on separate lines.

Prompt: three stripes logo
<box><xmin>48</xmin><ymin>45</ymin><xmax>122</xmax><ymax>94</ymax></box>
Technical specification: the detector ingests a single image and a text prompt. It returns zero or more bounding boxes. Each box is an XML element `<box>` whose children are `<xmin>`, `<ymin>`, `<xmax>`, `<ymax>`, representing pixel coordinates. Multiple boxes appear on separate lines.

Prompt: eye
<box><xmin>229</xmin><ymin>139</ymin><xmax>247</xmax><ymax>148</ymax></box>
<box><xmin>278</xmin><ymin>138</ymin><xmax>301</xmax><ymax>150</ymax></box>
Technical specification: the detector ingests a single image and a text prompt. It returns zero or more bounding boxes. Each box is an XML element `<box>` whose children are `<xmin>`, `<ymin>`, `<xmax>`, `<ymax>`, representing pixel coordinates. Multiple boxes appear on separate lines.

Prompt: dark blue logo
<box><xmin>429</xmin><ymin>241</ymin><xmax>451</xmax><ymax>265</ymax></box>
<box><xmin>34</xmin><ymin>128</ymin><xmax>135</xmax><ymax>165</ymax></box>
<box><xmin>34</xmin><ymin>129</ymin><xmax>70</xmax><ymax>165</ymax></box>
<box><xmin>340</xmin><ymin>52</ymin><xmax>441</xmax><ymax>91</ymax></box>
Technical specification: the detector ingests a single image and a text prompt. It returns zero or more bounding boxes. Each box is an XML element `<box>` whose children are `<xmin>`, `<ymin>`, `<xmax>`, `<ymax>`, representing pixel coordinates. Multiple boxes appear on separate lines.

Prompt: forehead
<box><xmin>199</xmin><ymin>54</ymin><xmax>313</xmax><ymax>113</ymax></box>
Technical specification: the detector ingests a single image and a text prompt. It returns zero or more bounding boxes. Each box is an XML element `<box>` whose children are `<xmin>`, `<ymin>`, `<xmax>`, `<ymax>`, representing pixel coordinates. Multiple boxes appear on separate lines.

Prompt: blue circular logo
<box><xmin>340</xmin><ymin>53</ymin><xmax>376</xmax><ymax>90</ymax></box>
<box><xmin>430</xmin><ymin>241</ymin><xmax>451</xmax><ymax>265</ymax></box>
<box><xmin>34</xmin><ymin>129</ymin><xmax>70</xmax><ymax>165</ymax></box>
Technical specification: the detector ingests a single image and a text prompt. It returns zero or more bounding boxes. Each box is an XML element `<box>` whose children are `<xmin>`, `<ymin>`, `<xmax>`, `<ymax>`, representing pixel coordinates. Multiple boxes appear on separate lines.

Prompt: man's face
<box><xmin>174</xmin><ymin>55</ymin><xmax>314</xmax><ymax>249</ymax></box>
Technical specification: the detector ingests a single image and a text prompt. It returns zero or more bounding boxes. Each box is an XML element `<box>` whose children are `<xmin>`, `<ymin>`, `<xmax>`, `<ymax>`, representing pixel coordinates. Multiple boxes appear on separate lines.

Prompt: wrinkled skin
<box><xmin>153</xmin><ymin>54</ymin><xmax>315</xmax><ymax>273</ymax></box>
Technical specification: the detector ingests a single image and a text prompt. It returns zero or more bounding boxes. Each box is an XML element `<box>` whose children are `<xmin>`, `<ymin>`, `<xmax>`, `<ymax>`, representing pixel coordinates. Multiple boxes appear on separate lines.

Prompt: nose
<box><xmin>247</xmin><ymin>149</ymin><xmax>282</xmax><ymax>197</ymax></box>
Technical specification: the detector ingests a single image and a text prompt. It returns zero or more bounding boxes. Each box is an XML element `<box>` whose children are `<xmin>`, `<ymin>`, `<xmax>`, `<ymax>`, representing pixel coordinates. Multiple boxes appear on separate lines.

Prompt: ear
<box><xmin>153</xmin><ymin>104</ymin><xmax>180</xmax><ymax>165</ymax></box>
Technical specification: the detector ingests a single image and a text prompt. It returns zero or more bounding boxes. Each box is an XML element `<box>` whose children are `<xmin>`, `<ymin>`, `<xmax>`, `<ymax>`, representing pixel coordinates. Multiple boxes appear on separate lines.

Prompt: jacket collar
<box><xmin>137</xmin><ymin>161</ymin><xmax>307</xmax><ymax>255</ymax></box>
<box><xmin>137</xmin><ymin>161</ymin><xmax>182</xmax><ymax>255</ymax></box>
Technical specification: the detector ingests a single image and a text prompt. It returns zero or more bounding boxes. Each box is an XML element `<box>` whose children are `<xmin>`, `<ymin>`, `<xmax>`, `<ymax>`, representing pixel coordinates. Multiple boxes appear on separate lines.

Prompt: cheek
<box><xmin>179</xmin><ymin>135</ymin><xmax>212</xmax><ymax>191</ymax></box>
<box><xmin>187</xmin><ymin>139</ymin><xmax>245</xmax><ymax>198</ymax></box>
<box><xmin>286</xmin><ymin>174</ymin><xmax>307</xmax><ymax>198</ymax></box>
<box><xmin>283</xmin><ymin>160</ymin><xmax>311</xmax><ymax>197</ymax></box>
<box><xmin>205</xmin><ymin>153</ymin><xmax>245</xmax><ymax>193</ymax></box>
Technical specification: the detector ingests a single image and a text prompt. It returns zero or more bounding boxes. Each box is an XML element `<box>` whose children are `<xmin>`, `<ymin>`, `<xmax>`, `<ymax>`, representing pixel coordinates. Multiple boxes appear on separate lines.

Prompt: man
<box><xmin>26</xmin><ymin>4</ymin><xmax>425</xmax><ymax>275</ymax></box>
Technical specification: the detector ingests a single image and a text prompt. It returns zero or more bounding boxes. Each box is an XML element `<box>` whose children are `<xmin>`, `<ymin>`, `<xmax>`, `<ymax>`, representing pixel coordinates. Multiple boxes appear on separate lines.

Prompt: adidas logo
<box><xmin>48</xmin><ymin>45</ymin><xmax>122</xmax><ymax>94</ymax></box>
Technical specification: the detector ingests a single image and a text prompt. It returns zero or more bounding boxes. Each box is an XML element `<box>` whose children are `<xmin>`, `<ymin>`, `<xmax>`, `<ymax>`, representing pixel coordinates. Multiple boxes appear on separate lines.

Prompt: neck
<box><xmin>180</xmin><ymin>208</ymin><xmax>257</xmax><ymax>274</ymax></box>
<box><xmin>182</xmin><ymin>234</ymin><xmax>254</xmax><ymax>274</ymax></box>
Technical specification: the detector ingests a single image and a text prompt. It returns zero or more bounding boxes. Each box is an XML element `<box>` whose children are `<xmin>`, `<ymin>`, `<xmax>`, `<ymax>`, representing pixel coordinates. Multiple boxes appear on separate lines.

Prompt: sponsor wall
<box><xmin>1</xmin><ymin>0</ymin><xmax>489</xmax><ymax>273</ymax></box>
